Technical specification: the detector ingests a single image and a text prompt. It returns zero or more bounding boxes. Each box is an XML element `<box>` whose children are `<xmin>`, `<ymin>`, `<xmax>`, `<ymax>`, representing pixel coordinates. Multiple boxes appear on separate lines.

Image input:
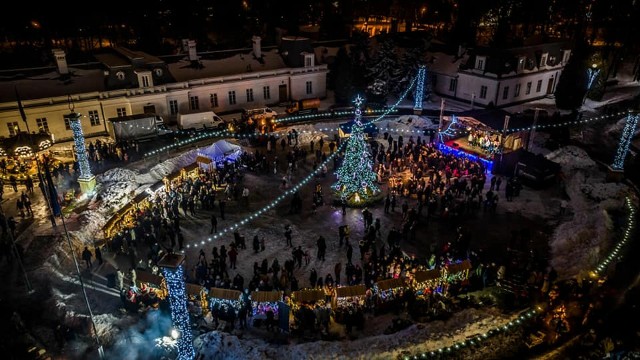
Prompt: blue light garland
<box><xmin>437</xmin><ymin>142</ymin><xmax>493</xmax><ymax>172</ymax></box>
<box><xmin>612</xmin><ymin>113</ymin><xmax>639</xmax><ymax>170</ymax></box>
<box><xmin>68</xmin><ymin>113</ymin><xmax>93</xmax><ymax>180</ymax></box>
<box><xmin>162</xmin><ymin>264</ymin><xmax>195</xmax><ymax>360</ymax></box>
<box><xmin>413</xmin><ymin>65</ymin><xmax>426</xmax><ymax>110</ymax></box>
<box><xmin>438</xmin><ymin>114</ymin><xmax>459</xmax><ymax>143</ymax></box>
<box><xmin>586</xmin><ymin>67</ymin><xmax>600</xmax><ymax>91</ymax></box>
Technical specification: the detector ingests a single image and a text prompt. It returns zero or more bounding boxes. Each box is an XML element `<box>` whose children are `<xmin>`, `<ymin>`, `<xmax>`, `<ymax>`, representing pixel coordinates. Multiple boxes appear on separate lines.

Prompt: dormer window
<box><xmin>517</xmin><ymin>57</ymin><xmax>525</xmax><ymax>72</ymax></box>
<box><xmin>475</xmin><ymin>56</ymin><xmax>486</xmax><ymax>71</ymax></box>
<box><xmin>116</xmin><ymin>71</ymin><xmax>125</xmax><ymax>81</ymax></box>
<box><xmin>540</xmin><ymin>53</ymin><xmax>548</xmax><ymax>68</ymax></box>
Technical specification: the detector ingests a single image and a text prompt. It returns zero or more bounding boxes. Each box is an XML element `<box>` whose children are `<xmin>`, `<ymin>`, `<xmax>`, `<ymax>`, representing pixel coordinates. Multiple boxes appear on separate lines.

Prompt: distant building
<box><xmin>431</xmin><ymin>42</ymin><xmax>572</xmax><ymax>108</ymax></box>
<box><xmin>0</xmin><ymin>38</ymin><xmax>328</xmax><ymax>141</ymax></box>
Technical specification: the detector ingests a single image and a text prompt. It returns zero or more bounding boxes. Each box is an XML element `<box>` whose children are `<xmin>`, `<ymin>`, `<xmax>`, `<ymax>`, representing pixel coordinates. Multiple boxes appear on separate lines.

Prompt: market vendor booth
<box><xmin>129</xmin><ymin>270</ymin><xmax>166</xmax><ymax>309</ymax></box>
<box><xmin>185</xmin><ymin>283</ymin><xmax>207</xmax><ymax>317</ymax></box>
<box><xmin>250</xmin><ymin>291</ymin><xmax>282</xmax><ymax>317</ymax></box>
<box><xmin>289</xmin><ymin>289</ymin><xmax>327</xmax><ymax>334</ymax></box>
<box><xmin>413</xmin><ymin>269</ymin><xmax>442</xmax><ymax>296</ymax></box>
<box><xmin>373</xmin><ymin>278</ymin><xmax>406</xmax><ymax>314</ymax></box>
<box><xmin>207</xmin><ymin>288</ymin><xmax>243</xmax><ymax>330</ymax></box>
<box><xmin>332</xmin><ymin>285</ymin><xmax>366</xmax><ymax>325</ymax></box>
<box><xmin>442</xmin><ymin>259</ymin><xmax>472</xmax><ymax>295</ymax></box>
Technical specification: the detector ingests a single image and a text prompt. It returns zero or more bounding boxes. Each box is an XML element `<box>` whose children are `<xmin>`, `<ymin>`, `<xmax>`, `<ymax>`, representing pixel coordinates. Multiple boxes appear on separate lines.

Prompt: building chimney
<box><xmin>52</xmin><ymin>49</ymin><xmax>69</xmax><ymax>75</ymax></box>
<box><xmin>187</xmin><ymin>40</ymin><xmax>198</xmax><ymax>61</ymax></box>
<box><xmin>252</xmin><ymin>36</ymin><xmax>262</xmax><ymax>59</ymax></box>
<box><xmin>182</xmin><ymin>39</ymin><xmax>190</xmax><ymax>52</ymax></box>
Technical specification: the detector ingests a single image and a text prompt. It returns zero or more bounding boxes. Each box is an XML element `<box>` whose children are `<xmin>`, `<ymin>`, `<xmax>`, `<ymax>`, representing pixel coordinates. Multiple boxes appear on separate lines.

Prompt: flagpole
<box><xmin>14</xmin><ymin>86</ymin><xmax>57</xmax><ymax>227</ymax></box>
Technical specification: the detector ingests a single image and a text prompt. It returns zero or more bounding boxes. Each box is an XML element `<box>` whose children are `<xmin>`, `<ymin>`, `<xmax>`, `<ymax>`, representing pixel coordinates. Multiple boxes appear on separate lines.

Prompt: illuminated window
<box><xmin>8</xmin><ymin>122</ymin><xmax>20</xmax><ymax>136</ymax></box>
<box><xmin>36</xmin><ymin>118</ymin><xmax>49</xmax><ymax>133</ymax></box>
<box><xmin>88</xmin><ymin>110</ymin><xmax>100</xmax><ymax>126</ymax></box>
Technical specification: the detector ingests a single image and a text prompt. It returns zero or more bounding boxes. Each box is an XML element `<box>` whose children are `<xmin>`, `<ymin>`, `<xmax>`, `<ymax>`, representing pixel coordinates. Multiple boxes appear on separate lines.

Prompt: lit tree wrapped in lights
<box><xmin>333</xmin><ymin>95</ymin><xmax>380</xmax><ymax>205</ymax></box>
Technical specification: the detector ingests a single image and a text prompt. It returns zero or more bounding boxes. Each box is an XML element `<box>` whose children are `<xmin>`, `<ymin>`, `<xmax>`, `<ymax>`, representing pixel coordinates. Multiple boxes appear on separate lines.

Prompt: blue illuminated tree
<box><xmin>333</xmin><ymin>95</ymin><xmax>380</xmax><ymax>205</ymax></box>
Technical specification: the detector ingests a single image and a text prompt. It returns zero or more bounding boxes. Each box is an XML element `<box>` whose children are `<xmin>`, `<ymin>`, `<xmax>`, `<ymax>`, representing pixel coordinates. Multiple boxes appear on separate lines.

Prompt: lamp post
<box><xmin>583</xmin><ymin>63</ymin><xmax>600</xmax><ymax>105</ymax></box>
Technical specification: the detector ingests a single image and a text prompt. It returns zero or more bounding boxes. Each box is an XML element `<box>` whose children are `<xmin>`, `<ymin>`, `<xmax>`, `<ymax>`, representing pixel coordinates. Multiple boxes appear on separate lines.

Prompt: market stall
<box><xmin>129</xmin><ymin>270</ymin><xmax>167</xmax><ymax>309</ymax></box>
<box><xmin>289</xmin><ymin>289</ymin><xmax>327</xmax><ymax>334</ymax></box>
<box><xmin>332</xmin><ymin>285</ymin><xmax>366</xmax><ymax>324</ymax></box>
<box><xmin>185</xmin><ymin>283</ymin><xmax>207</xmax><ymax>317</ymax></box>
<box><xmin>442</xmin><ymin>259</ymin><xmax>472</xmax><ymax>295</ymax></box>
<box><xmin>208</xmin><ymin>288</ymin><xmax>243</xmax><ymax>327</ymax></box>
<box><xmin>373</xmin><ymin>278</ymin><xmax>406</xmax><ymax>313</ymax></box>
<box><xmin>250</xmin><ymin>291</ymin><xmax>282</xmax><ymax>317</ymax></box>
<box><xmin>413</xmin><ymin>269</ymin><xmax>442</xmax><ymax>296</ymax></box>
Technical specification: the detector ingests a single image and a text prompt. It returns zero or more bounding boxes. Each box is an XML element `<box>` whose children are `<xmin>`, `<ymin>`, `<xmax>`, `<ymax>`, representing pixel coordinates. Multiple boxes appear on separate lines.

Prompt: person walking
<box><xmin>346</xmin><ymin>243</ymin><xmax>353</xmax><ymax>264</ymax></box>
<box><xmin>82</xmin><ymin>246</ymin><xmax>93</xmax><ymax>268</ymax></box>
<box><xmin>219</xmin><ymin>199</ymin><xmax>226</xmax><ymax>220</ymax></box>
<box><xmin>334</xmin><ymin>262</ymin><xmax>342</xmax><ymax>284</ymax></box>
<box><xmin>210</xmin><ymin>213</ymin><xmax>218</xmax><ymax>234</ymax></box>
<box><xmin>253</xmin><ymin>235</ymin><xmax>260</xmax><ymax>253</ymax></box>
<box><xmin>384</xmin><ymin>194</ymin><xmax>391</xmax><ymax>214</ymax></box>
<box><xmin>116</xmin><ymin>268</ymin><xmax>125</xmax><ymax>290</ymax></box>
<box><xmin>242</xmin><ymin>186</ymin><xmax>250</xmax><ymax>206</ymax></box>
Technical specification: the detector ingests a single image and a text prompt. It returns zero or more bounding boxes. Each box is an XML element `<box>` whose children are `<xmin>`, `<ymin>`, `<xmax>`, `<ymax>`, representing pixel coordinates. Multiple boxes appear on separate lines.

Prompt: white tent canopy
<box><xmin>197</xmin><ymin>139</ymin><xmax>242</xmax><ymax>164</ymax></box>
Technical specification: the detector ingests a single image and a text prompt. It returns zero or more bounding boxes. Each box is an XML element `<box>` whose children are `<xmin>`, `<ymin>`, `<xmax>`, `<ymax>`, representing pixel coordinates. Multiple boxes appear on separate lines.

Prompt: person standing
<box><xmin>253</xmin><ymin>235</ymin><xmax>260</xmax><ymax>253</ymax></box>
<box><xmin>346</xmin><ymin>243</ymin><xmax>353</xmax><ymax>264</ymax></box>
<box><xmin>116</xmin><ymin>268</ymin><xmax>125</xmax><ymax>290</ymax></box>
<box><xmin>219</xmin><ymin>199</ymin><xmax>226</xmax><ymax>220</ymax></box>
<box><xmin>316</xmin><ymin>236</ymin><xmax>326</xmax><ymax>261</ymax></box>
<box><xmin>16</xmin><ymin>198</ymin><xmax>25</xmax><ymax>219</ymax></box>
<box><xmin>334</xmin><ymin>262</ymin><xmax>342</xmax><ymax>284</ymax></box>
<box><xmin>210</xmin><ymin>213</ymin><xmax>218</xmax><ymax>234</ymax></box>
<box><xmin>496</xmin><ymin>177</ymin><xmax>503</xmax><ymax>191</ymax></box>
<box><xmin>384</xmin><ymin>194</ymin><xmax>391</xmax><ymax>214</ymax></box>
<box><xmin>242</xmin><ymin>186</ymin><xmax>250</xmax><ymax>206</ymax></box>
<box><xmin>82</xmin><ymin>246</ymin><xmax>92</xmax><ymax>268</ymax></box>
<box><xmin>390</xmin><ymin>194</ymin><xmax>397</xmax><ymax>212</ymax></box>
<box><xmin>284</xmin><ymin>225</ymin><xmax>293</xmax><ymax>247</ymax></box>
<box><xmin>228</xmin><ymin>246</ymin><xmax>238</xmax><ymax>269</ymax></box>
<box><xmin>94</xmin><ymin>246</ymin><xmax>103</xmax><ymax>266</ymax></box>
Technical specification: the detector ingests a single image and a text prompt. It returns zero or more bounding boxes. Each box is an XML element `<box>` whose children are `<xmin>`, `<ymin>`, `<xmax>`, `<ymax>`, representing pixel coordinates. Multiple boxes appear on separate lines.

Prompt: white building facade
<box><xmin>432</xmin><ymin>42</ymin><xmax>572</xmax><ymax>108</ymax></box>
<box><xmin>0</xmin><ymin>65</ymin><xmax>327</xmax><ymax>142</ymax></box>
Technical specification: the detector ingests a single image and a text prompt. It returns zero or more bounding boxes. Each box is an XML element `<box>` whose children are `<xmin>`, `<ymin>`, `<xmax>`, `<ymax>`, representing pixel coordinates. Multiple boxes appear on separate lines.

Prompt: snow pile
<box><xmin>545</xmin><ymin>145</ymin><xmax>597</xmax><ymax>173</ymax></box>
<box><xmin>377</xmin><ymin>115</ymin><xmax>438</xmax><ymax>134</ymax></box>
<box><xmin>193</xmin><ymin>307</ymin><xmax>517</xmax><ymax>360</ymax></box>
<box><xmin>544</xmin><ymin>146</ymin><xmax>634</xmax><ymax>279</ymax></box>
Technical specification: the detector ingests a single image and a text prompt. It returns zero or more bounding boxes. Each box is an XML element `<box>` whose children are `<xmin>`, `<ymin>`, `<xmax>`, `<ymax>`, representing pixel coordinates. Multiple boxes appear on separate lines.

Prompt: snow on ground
<box><xmin>30</xmin><ymin>113</ymin><xmax>637</xmax><ymax>358</ymax></box>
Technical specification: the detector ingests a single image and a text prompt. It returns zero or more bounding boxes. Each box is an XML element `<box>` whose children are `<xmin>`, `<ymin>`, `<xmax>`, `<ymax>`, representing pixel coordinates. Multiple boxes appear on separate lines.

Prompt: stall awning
<box><xmin>196</xmin><ymin>155</ymin><xmax>212</xmax><ymax>164</ymax></box>
<box><xmin>209</xmin><ymin>288</ymin><xmax>242</xmax><ymax>301</ymax></box>
<box><xmin>292</xmin><ymin>289</ymin><xmax>326</xmax><ymax>302</ymax></box>
<box><xmin>335</xmin><ymin>285</ymin><xmax>366</xmax><ymax>298</ymax></box>
<box><xmin>186</xmin><ymin>283</ymin><xmax>204</xmax><ymax>297</ymax></box>
<box><xmin>184</xmin><ymin>163</ymin><xmax>199</xmax><ymax>173</ymax></box>
<box><xmin>136</xmin><ymin>271</ymin><xmax>163</xmax><ymax>287</ymax></box>
<box><xmin>251</xmin><ymin>291</ymin><xmax>282</xmax><ymax>303</ymax></box>
<box><xmin>448</xmin><ymin>259</ymin><xmax>472</xmax><ymax>274</ymax></box>
<box><xmin>375</xmin><ymin>278</ymin><xmax>405</xmax><ymax>291</ymax></box>
<box><xmin>414</xmin><ymin>269</ymin><xmax>441</xmax><ymax>283</ymax></box>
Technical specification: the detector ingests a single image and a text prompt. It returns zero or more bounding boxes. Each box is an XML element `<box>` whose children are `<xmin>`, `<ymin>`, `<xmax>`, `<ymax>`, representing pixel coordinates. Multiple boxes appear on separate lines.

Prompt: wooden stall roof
<box><xmin>414</xmin><ymin>269</ymin><xmax>441</xmax><ymax>283</ymax></box>
<box><xmin>292</xmin><ymin>289</ymin><xmax>326</xmax><ymax>302</ymax></box>
<box><xmin>132</xmin><ymin>191</ymin><xmax>150</xmax><ymax>204</ymax></box>
<box><xmin>335</xmin><ymin>285</ymin><xmax>366</xmax><ymax>298</ymax></box>
<box><xmin>375</xmin><ymin>278</ymin><xmax>406</xmax><ymax>291</ymax></box>
<box><xmin>209</xmin><ymin>288</ymin><xmax>242</xmax><ymax>301</ymax></box>
<box><xmin>184</xmin><ymin>163</ymin><xmax>199</xmax><ymax>172</ymax></box>
<box><xmin>448</xmin><ymin>259</ymin><xmax>472</xmax><ymax>274</ymax></box>
<box><xmin>186</xmin><ymin>283</ymin><xmax>204</xmax><ymax>297</ymax></box>
<box><xmin>136</xmin><ymin>270</ymin><xmax>163</xmax><ymax>287</ymax></box>
<box><xmin>251</xmin><ymin>291</ymin><xmax>282</xmax><ymax>303</ymax></box>
<box><xmin>196</xmin><ymin>155</ymin><xmax>212</xmax><ymax>164</ymax></box>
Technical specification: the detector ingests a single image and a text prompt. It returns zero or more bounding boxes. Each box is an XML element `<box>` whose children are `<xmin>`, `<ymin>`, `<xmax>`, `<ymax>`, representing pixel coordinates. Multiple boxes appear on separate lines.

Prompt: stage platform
<box><xmin>439</xmin><ymin>138</ymin><xmax>498</xmax><ymax>171</ymax></box>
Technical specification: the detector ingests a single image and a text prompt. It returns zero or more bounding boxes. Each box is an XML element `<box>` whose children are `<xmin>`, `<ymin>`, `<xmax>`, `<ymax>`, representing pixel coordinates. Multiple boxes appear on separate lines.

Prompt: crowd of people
<box><xmin>97</xmin><ymin>124</ymin><xmax>552</xmax><ymax>342</ymax></box>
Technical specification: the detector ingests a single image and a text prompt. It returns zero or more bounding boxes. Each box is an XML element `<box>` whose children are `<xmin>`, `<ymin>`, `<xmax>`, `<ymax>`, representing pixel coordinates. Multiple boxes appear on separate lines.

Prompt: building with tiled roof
<box><xmin>0</xmin><ymin>37</ymin><xmax>328</xmax><ymax>142</ymax></box>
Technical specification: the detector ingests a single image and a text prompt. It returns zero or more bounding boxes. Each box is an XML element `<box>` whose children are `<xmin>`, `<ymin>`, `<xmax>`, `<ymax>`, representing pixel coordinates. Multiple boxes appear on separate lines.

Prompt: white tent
<box><xmin>197</xmin><ymin>140</ymin><xmax>242</xmax><ymax>165</ymax></box>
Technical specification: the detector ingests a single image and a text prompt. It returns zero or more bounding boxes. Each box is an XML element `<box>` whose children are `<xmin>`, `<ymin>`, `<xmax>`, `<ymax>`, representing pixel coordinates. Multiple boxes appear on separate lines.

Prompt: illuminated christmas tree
<box><xmin>333</xmin><ymin>95</ymin><xmax>380</xmax><ymax>205</ymax></box>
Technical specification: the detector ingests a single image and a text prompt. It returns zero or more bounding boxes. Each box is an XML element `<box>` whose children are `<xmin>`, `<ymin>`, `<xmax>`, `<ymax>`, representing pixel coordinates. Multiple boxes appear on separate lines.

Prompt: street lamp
<box><xmin>583</xmin><ymin>63</ymin><xmax>600</xmax><ymax>104</ymax></box>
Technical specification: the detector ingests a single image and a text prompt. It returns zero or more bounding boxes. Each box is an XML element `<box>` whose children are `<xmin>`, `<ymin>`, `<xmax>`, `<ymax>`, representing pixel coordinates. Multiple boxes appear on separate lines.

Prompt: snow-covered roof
<box><xmin>427</xmin><ymin>51</ymin><xmax>467</xmax><ymax>76</ymax></box>
<box><xmin>168</xmin><ymin>49</ymin><xmax>287</xmax><ymax>83</ymax></box>
<box><xmin>0</xmin><ymin>67</ymin><xmax>106</xmax><ymax>102</ymax></box>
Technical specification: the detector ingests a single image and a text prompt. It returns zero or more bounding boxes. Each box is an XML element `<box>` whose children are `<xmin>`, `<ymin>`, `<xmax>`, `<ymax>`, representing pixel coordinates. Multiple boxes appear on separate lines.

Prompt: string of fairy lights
<box><xmin>505</xmin><ymin>111</ymin><xmax>627</xmax><ymax>133</ymax></box>
<box><xmin>183</xmin><ymin>140</ymin><xmax>347</xmax><ymax>250</ymax></box>
<box><xmin>401</xmin><ymin>197</ymin><xmax>636</xmax><ymax>360</ymax></box>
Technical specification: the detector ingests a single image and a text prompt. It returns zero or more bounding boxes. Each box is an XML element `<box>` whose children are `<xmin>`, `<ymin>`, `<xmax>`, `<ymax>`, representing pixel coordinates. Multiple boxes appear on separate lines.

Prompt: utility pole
<box><xmin>436</xmin><ymin>98</ymin><xmax>445</xmax><ymax>144</ymax></box>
